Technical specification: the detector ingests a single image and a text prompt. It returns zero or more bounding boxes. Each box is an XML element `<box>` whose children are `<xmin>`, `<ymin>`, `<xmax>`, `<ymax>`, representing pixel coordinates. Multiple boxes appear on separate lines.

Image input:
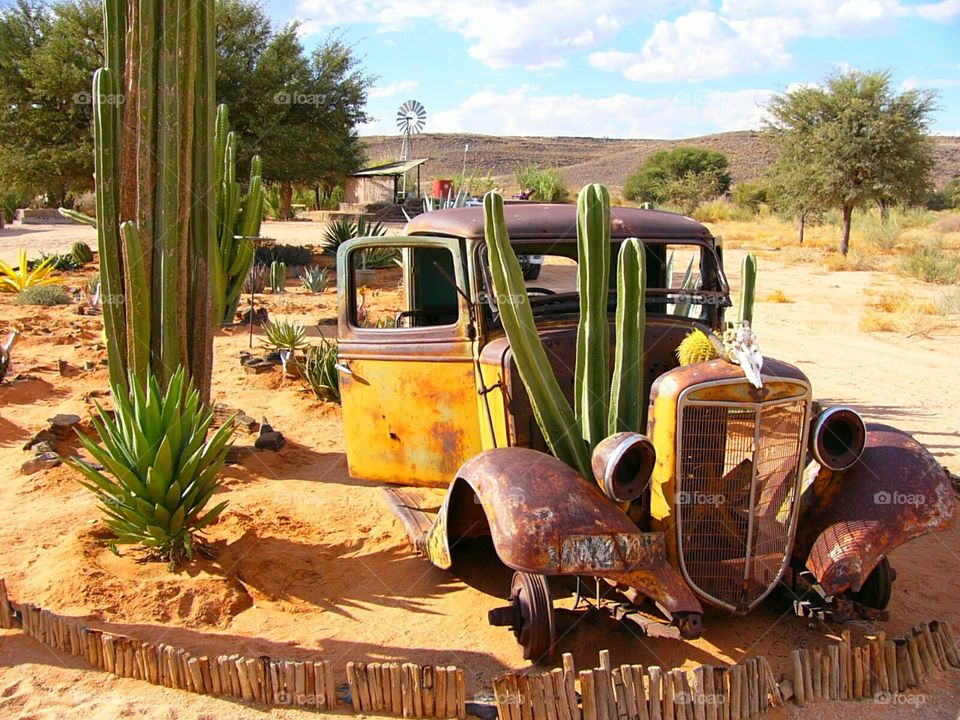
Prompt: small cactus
<box><xmin>71</xmin><ymin>241</ymin><xmax>94</xmax><ymax>264</ymax></box>
<box><xmin>677</xmin><ymin>329</ymin><xmax>720</xmax><ymax>366</ymax></box>
<box><xmin>270</xmin><ymin>261</ymin><xmax>286</xmax><ymax>293</ymax></box>
<box><xmin>299</xmin><ymin>265</ymin><xmax>329</xmax><ymax>293</ymax></box>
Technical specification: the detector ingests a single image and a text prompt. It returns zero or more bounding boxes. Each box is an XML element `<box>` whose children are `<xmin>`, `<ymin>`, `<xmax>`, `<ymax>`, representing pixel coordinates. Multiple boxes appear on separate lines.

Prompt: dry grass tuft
<box><xmin>764</xmin><ymin>289</ymin><xmax>793</xmax><ymax>303</ymax></box>
<box><xmin>859</xmin><ymin>291</ymin><xmax>954</xmax><ymax>336</ymax></box>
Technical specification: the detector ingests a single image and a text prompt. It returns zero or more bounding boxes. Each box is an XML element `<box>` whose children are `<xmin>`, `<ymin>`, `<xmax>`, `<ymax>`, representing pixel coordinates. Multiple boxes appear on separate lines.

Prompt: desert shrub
<box><xmin>0</xmin><ymin>187</ymin><xmax>31</xmax><ymax>224</ymax></box>
<box><xmin>930</xmin><ymin>213</ymin><xmax>960</xmax><ymax>234</ymax></box>
<box><xmin>254</xmin><ymin>244</ymin><xmax>313</xmax><ymax>267</ymax></box>
<box><xmin>30</xmin><ymin>251</ymin><xmax>82</xmax><ymax>271</ymax></box>
<box><xmin>623</xmin><ymin>147</ymin><xmax>730</xmax><ymax>204</ymax></box>
<box><xmin>859</xmin><ymin>213</ymin><xmax>904</xmax><ymax>251</ymax></box>
<box><xmin>66</xmin><ymin>368</ymin><xmax>235</xmax><ymax>564</ymax></box>
<box><xmin>764</xmin><ymin>289</ymin><xmax>793</xmax><ymax>303</ymax></box>
<box><xmin>900</xmin><ymin>240</ymin><xmax>960</xmax><ymax>284</ymax></box>
<box><xmin>731</xmin><ymin>181</ymin><xmax>770</xmax><ymax>212</ymax></box>
<box><xmin>692</xmin><ymin>200</ymin><xmax>755</xmax><ymax>223</ymax></box>
<box><xmin>14</xmin><ymin>284</ymin><xmax>72</xmax><ymax>305</ymax></box>
<box><xmin>303</xmin><ymin>338</ymin><xmax>340</xmax><ymax>403</ymax></box>
<box><xmin>514</xmin><ymin>165</ymin><xmax>569</xmax><ymax>202</ymax></box>
<box><xmin>823</xmin><ymin>249</ymin><xmax>878</xmax><ymax>272</ymax></box>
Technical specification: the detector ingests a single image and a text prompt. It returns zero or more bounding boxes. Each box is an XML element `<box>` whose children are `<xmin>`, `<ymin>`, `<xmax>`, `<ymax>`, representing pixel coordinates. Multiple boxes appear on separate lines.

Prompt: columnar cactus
<box><xmin>483</xmin><ymin>185</ymin><xmax>648</xmax><ymax>484</ymax></box>
<box><xmin>93</xmin><ymin>0</ymin><xmax>217</xmax><ymax>401</ymax></box>
<box><xmin>739</xmin><ymin>254</ymin><xmax>758</xmax><ymax>324</ymax></box>
<box><xmin>270</xmin><ymin>261</ymin><xmax>287</xmax><ymax>293</ymax></box>
<box><xmin>213</xmin><ymin>105</ymin><xmax>264</xmax><ymax>324</ymax></box>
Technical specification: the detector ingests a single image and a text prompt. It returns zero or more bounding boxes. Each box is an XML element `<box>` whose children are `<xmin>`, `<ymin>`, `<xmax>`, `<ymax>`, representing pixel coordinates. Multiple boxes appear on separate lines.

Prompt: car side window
<box><xmin>350</xmin><ymin>245</ymin><xmax>460</xmax><ymax>329</ymax></box>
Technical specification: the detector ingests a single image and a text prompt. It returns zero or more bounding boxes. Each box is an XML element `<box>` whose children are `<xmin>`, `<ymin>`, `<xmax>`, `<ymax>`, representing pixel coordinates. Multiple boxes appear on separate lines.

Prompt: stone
<box><xmin>255</xmin><ymin>421</ymin><xmax>285</xmax><ymax>451</ymax></box>
<box><xmin>47</xmin><ymin>414</ymin><xmax>82</xmax><ymax>438</ymax></box>
<box><xmin>21</xmin><ymin>453</ymin><xmax>61</xmax><ymax>475</ymax></box>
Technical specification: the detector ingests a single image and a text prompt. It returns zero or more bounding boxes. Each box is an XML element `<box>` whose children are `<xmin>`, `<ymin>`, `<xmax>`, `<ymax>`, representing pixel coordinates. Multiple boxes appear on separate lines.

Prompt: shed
<box><xmin>344</xmin><ymin>158</ymin><xmax>428</xmax><ymax>204</ymax></box>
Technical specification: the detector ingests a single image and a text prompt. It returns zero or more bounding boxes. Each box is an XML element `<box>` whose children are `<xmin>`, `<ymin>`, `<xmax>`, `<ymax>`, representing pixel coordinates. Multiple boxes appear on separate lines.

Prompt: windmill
<box><xmin>397</xmin><ymin>99</ymin><xmax>426</xmax><ymax>161</ymax></box>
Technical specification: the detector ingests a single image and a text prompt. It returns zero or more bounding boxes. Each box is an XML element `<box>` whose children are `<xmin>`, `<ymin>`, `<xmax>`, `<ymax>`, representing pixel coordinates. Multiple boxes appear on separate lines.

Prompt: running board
<box><xmin>380</xmin><ymin>487</ymin><xmax>436</xmax><ymax>555</ymax></box>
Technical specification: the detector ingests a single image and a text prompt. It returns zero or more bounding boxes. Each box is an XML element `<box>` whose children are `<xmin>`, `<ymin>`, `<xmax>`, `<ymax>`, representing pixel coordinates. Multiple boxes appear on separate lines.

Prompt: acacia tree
<box><xmin>0</xmin><ymin>0</ymin><xmax>102</xmax><ymax>204</ymax></box>
<box><xmin>764</xmin><ymin>70</ymin><xmax>937</xmax><ymax>255</ymax></box>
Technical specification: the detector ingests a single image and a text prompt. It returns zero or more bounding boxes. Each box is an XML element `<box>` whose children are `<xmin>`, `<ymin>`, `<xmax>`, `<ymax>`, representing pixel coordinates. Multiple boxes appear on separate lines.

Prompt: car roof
<box><xmin>404</xmin><ymin>202</ymin><xmax>713</xmax><ymax>241</ymax></box>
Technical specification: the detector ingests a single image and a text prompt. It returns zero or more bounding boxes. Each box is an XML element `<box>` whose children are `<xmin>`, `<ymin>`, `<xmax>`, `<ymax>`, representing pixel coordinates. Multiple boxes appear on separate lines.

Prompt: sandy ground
<box><xmin>0</xmin><ymin>221</ymin><xmax>958</xmax><ymax>719</ymax></box>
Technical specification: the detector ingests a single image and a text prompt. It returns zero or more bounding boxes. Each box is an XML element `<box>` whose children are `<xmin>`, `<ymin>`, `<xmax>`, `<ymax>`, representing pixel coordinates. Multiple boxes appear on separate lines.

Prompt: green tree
<box><xmin>623</xmin><ymin>146</ymin><xmax>731</xmax><ymax>207</ymax></box>
<box><xmin>731</xmin><ymin>180</ymin><xmax>770</xmax><ymax>213</ymax></box>
<box><xmin>216</xmin><ymin>3</ymin><xmax>371</xmax><ymax>219</ymax></box>
<box><xmin>0</xmin><ymin>0</ymin><xmax>102</xmax><ymax>205</ymax></box>
<box><xmin>764</xmin><ymin>69</ymin><xmax>937</xmax><ymax>255</ymax></box>
<box><xmin>0</xmin><ymin>0</ymin><xmax>371</xmax><ymax>217</ymax></box>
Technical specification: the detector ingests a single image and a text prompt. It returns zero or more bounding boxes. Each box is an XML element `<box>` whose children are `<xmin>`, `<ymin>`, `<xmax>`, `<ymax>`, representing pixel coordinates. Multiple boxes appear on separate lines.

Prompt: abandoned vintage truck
<box><xmin>334</xmin><ymin>202</ymin><xmax>956</xmax><ymax>660</ymax></box>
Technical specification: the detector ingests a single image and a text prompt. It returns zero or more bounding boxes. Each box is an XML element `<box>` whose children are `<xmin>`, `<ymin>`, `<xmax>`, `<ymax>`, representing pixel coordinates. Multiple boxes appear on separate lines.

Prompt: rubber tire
<box><xmin>851</xmin><ymin>557</ymin><xmax>894</xmax><ymax>611</ymax></box>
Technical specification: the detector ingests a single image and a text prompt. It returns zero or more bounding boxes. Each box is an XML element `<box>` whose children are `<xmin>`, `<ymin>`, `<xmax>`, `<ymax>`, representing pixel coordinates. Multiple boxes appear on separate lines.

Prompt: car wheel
<box><xmin>851</xmin><ymin>557</ymin><xmax>895</xmax><ymax>610</ymax></box>
<box><xmin>488</xmin><ymin>572</ymin><xmax>555</xmax><ymax>661</ymax></box>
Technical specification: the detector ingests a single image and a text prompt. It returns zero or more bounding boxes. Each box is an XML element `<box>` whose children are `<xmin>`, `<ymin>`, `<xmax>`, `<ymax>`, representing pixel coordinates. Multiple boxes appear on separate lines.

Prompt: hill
<box><xmin>361</xmin><ymin>130</ymin><xmax>960</xmax><ymax>195</ymax></box>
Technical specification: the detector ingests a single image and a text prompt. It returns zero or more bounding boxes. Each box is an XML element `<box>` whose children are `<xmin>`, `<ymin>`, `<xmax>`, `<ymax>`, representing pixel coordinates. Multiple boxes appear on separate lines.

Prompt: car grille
<box><xmin>676</xmin><ymin>389</ymin><xmax>808</xmax><ymax>613</ymax></box>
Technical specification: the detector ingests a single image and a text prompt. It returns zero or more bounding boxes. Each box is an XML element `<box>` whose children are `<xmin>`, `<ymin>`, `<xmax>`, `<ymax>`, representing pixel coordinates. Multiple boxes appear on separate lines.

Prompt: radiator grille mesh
<box><xmin>677</xmin><ymin>396</ymin><xmax>806</xmax><ymax>611</ymax></box>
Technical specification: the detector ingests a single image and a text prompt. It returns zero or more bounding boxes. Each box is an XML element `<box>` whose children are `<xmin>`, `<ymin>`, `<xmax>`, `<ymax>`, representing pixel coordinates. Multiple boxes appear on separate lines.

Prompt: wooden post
<box><xmin>631</xmin><ymin>666</ymin><xmax>649</xmax><ymax>720</ymax></box>
<box><xmin>738</xmin><ymin>665</ymin><xmax>749</xmax><ymax>719</ymax></box>
<box><xmin>544</xmin><ymin>670</ymin><xmax>561</xmax><ymax>720</ymax></box>
<box><xmin>789</xmin><ymin>651</ymin><xmax>804</xmax><ymax>707</ymax></box>
<box><xmin>800</xmin><ymin>650</ymin><xmax>813</xmax><ymax>703</ymax></box>
<box><xmin>410</xmin><ymin>664</ymin><xmax>423</xmax><ymax>717</ymax></box>
<box><xmin>390</xmin><ymin>663</ymin><xmax>403</xmax><ymax>716</ymax></box>
<box><xmin>941</xmin><ymin>620</ymin><xmax>960</xmax><ymax>667</ymax></box>
<box><xmin>530</xmin><ymin>674</ymin><xmax>549</xmax><ymax>720</ymax></box>
<box><xmin>907</xmin><ymin>634</ymin><xmax>925</xmax><ymax>684</ymax></box>
<box><xmin>690</xmin><ymin>667</ymin><xmax>706</xmax><ymax>720</ymax></box>
<box><xmin>596</xmin><ymin>664</ymin><xmax>616</xmax><ymax>720</ymax></box>
<box><xmin>660</xmin><ymin>668</ymin><xmax>673</xmax><ymax>720</ymax></box>
<box><xmin>446</xmin><ymin>665</ymin><xmax>459</xmax><ymax>720</ymax></box>
<box><xmin>810</xmin><ymin>650</ymin><xmax>822</xmax><ymax>700</ymax></box>
<box><xmin>920</xmin><ymin>625</ymin><xmax>942</xmax><ymax>672</ymax></box>
<box><xmin>552</xmin><ymin>669</ymin><xmax>572</xmax><ymax>720</ymax></box>
<box><xmin>236</xmin><ymin>657</ymin><xmax>254</xmax><ymax>701</ymax></box>
<box><xmin>674</xmin><ymin>669</ymin><xmax>691</xmax><ymax>720</ymax></box>
<box><xmin>820</xmin><ymin>653</ymin><xmax>830</xmax><ymax>701</ymax></box>
<box><xmin>704</xmin><ymin>665</ymin><xmax>718</xmax><ymax>720</ymax></box>
<box><xmin>0</xmin><ymin>580</ymin><xmax>14</xmax><ymax>629</ymax></box>
<box><xmin>435</xmin><ymin>665</ymin><xmax>448</xmax><ymax>719</ymax></box>
<box><xmin>852</xmin><ymin>647</ymin><xmax>863</xmax><ymax>700</ymax></box>
<box><xmin>648</xmin><ymin>666</ymin><xmax>663</xmax><ymax>720</ymax></box>
<box><xmin>745</xmin><ymin>661</ymin><xmax>757</xmax><ymax>718</ymax></box>
<box><xmin>728</xmin><ymin>666</ymin><xmax>740</xmax><ymax>720</ymax></box>
<box><xmin>581</xmin><ymin>671</ymin><xmax>599</xmax><ymax>720</ymax></box>
<box><xmin>614</xmin><ymin>668</ymin><xmax>634</xmax><ymax>720</ymax></box>
<box><xmin>494</xmin><ymin>678</ymin><xmax>512</xmax><ymax>720</ymax></box>
<box><xmin>563</xmin><ymin>655</ymin><xmax>581</xmax><ymax>720</ymax></box>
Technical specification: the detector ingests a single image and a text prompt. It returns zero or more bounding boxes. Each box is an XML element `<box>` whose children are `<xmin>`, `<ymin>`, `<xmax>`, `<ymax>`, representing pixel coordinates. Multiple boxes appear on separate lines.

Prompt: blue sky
<box><xmin>262</xmin><ymin>0</ymin><xmax>960</xmax><ymax>139</ymax></box>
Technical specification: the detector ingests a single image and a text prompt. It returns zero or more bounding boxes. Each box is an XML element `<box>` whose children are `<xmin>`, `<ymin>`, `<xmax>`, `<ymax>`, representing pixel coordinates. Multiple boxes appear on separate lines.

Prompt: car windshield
<box><xmin>479</xmin><ymin>239</ymin><xmax>729</xmax><ymax>324</ymax></box>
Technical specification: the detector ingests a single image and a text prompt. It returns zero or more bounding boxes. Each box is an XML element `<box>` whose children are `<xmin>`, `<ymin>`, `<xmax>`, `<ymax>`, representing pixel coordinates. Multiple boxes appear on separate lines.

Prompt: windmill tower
<box><xmin>397</xmin><ymin>100</ymin><xmax>426</xmax><ymax>199</ymax></box>
<box><xmin>397</xmin><ymin>99</ymin><xmax>426</xmax><ymax>161</ymax></box>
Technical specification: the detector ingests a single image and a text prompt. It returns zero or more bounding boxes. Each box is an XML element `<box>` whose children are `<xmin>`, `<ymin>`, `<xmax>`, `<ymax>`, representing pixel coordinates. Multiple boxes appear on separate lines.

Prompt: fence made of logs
<box><xmin>2</xmin><ymin>578</ymin><xmax>958</xmax><ymax>720</ymax></box>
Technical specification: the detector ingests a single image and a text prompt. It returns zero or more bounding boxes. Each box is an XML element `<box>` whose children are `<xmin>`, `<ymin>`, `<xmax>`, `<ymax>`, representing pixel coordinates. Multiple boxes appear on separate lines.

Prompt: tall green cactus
<box><xmin>484</xmin><ymin>192</ymin><xmax>592</xmax><ymax>479</ymax></box>
<box><xmin>739</xmin><ymin>254</ymin><xmax>757</xmax><ymax>324</ymax></box>
<box><xmin>92</xmin><ymin>0</ymin><xmax>217</xmax><ymax>401</ymax></box>
<box><xmin>484</xmin><ymin>185</ymin><xmax>649</xmax><ymax>483</ymax></box>
<box><xmin>213</xmin><ymin>105</ymin><xmax>264</xmax><ymax>324</ymax></box>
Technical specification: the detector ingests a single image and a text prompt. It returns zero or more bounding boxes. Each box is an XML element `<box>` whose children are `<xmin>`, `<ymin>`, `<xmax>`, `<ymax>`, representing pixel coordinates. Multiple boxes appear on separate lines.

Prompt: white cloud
<box><xmin>593</xmin><ymin>0</ymin><xmax>960</xmax><ymax>83</ymax></box>
<box><xmin>360</xmin><ymin>85</ymin><xmax>773</xmax><ymax>139</ymax></box>
<box><xmin>292</xmin><ymin>0</ymin><xmax>685</xmax><ymax>69</ymax></box>
<box><xmin>590</xmin><ymin>11</ymin><xmax>790</xmax><ymax>82</ymax></box>
<box><xmin>369</xmin><ymin>80</ymin><xmax>420</xmax><ymax>99</ymax></box>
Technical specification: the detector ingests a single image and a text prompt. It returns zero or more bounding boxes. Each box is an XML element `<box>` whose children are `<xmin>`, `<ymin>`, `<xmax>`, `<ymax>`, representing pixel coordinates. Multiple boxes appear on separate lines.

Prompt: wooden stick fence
<box><xmin>0</xmin><ymin>578</ymin><xmax>466</xmax><ymax>717</ymax></box>
<box><xmin>2</xmin><ymin>578</ymin><xmax>957</xmax><ymax>719</ymax></box>
<box><xmin>493</xmin><ymin>620</ymin><xmax>959</xmax><ymax>720</ymax></box>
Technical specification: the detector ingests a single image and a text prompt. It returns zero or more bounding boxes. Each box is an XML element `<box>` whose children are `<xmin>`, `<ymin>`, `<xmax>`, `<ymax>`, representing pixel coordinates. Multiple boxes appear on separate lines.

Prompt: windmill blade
<box><xmin>396</xmin><ymin>99</ymin><xmax>427</xmax><ymax>135</ymax></box>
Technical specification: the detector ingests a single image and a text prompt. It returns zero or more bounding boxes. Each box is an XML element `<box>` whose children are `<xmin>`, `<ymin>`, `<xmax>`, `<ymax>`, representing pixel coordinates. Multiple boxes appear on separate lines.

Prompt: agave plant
<box><xmin>303</xmin><ymin>337</ymin><xmax>340</xmax><ymax>403</ymax></box>
<box><xmin>320</xmin><ymin>215</ymin><xmax>387</xmax><ymax>256</ymax></box>
<box><xmin>66</xmin><ymin>367</ymin><xmax>236</xmax><ymax>564</ymax></box>
<box><xmin>0</xmin><ymin>249</ymin><xmax>57</xmax><ymax>293</ymax></box>
<box><xmin>300</xmin><ymin>265</ymin><xmax>330</xmax><ymax>293</ymax></box>
<box><xmin>261</xmin><ymin>318</ymin><xmax>309</xmax><ymax>353</ymax></box>
<box><xmin>243</xmin><ymin>263</ymin><xmax>268</xmax><ymax>295</ymax></box>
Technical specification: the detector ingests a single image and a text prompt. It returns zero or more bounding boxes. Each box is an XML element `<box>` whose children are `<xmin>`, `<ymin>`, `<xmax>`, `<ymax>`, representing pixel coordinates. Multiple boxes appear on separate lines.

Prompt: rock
<box><xmin>21</xmin><ymin>453</ymin><xmax>61</xmax><ymax>475</ymax></box>
<box><xmin>243</xmin><ymin>358</ymin><xmax>273</xmax><ymax>375</ymax></box>
<box><xmin>23</xmin><ymin>429</ymin><xmax>56</xmax><ymax>452</ymax></box>
<box><xmin>238</xmin><ymin>307</ymin><xmax>269</xmax><ymax>325</ymax></box>
<box><xmin>47</xmin><ymin>414</ymin><xmax>82</xmax><ymax>438</ymax></box>
<box><xmin>255</xmin><ymin>421</ymin><xmax>285</xmax><ymax>451</ymax></box>
<box><xmin>83</xmin><ymin>361</ymin><xmax>96</xmax><ymax>371</ymax></box>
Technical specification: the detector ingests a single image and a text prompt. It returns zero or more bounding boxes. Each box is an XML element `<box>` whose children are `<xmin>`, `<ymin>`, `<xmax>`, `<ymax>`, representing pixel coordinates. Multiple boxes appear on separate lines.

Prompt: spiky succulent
<box><xmin>66</xmin><ymin>367</ymin><xmax>236</xmax><ymax>564</ymax></box>
<box><xmin>0</xmin><ymin>250</ymin><xmax>57</xmax><ymax>293</ymax></box>
<box><xmin>261</xmin><ymin>318</ymin><xmax>309</xmax><ymax>352</ymax></box>
<box><xmin>72</xmin><ymin>241</ymin><xmax>94</xmax><ymax>264</ymax></box>
<box><xmin>243</xmin><ymin>263</ymin><xmax>268</xmax><ymax>295</ymax></box>
<box><xmin>304</xmin><ymin>337</ymin><xmax>340</xmax><ymax>402</ymax></box>
<box><xmin>676</xmin><ymin>329</ymin><xmax>720</xmax><ymax>366</ymax></box>
<box><xmin>300</xmin><ymin>265</ymin><xmax>330</xmax><ymax>293</ymax></box>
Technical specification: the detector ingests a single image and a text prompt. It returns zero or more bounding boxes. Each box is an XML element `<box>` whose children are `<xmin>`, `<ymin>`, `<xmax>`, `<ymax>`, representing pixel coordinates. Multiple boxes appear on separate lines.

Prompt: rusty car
<box><xmin>334</xmin><ymin>202</ymin><xmax>957</xmax><ymax>660</ymax></box>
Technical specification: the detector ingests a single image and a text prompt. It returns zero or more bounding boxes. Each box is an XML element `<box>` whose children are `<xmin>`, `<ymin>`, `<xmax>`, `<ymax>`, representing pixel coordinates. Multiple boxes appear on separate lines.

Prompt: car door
<box><xmin>336</xmin><ymin>236</ymin><xmax>484</xmax><ymax>487</ymax></box>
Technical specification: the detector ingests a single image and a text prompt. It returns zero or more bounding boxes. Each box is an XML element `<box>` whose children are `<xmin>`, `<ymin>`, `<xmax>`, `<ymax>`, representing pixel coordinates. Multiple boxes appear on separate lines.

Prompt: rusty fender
<box><xmin>794</xmin><ymin>423</ymin><xmax>957</xmax><ymax>596</ymax></box>
<box><xmin>424</xmin><ymin>447</ymin><xmax>702</xmax><ymax>617</ymax></box>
